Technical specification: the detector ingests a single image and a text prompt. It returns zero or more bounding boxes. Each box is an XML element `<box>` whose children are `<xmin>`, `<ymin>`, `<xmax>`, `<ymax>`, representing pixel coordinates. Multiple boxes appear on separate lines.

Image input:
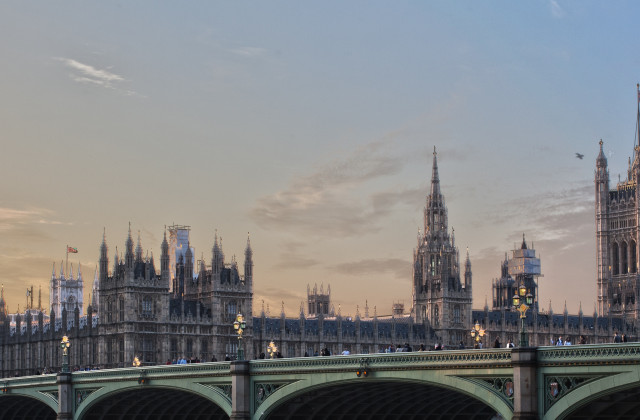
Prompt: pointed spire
<box><xmin>299</xmin><ymin>301</ymin><xmax>304</xmax><ymax>317</ymax></box>
<box><xmin>261</xmin><ymin>299</ymin><xmax>265</xmax><ymax>317</ymax></box>
<box><xmin>521</xmin><ymin>233</ymin><xmax>528</xmax><ymax>250</ymax></box>
<box><xmin>597</xmin><ymin>139</ymin><xmax>607</xmax><ymax>167</ymax></box>
<box><xmin>60</xmin><ymin>260</ymin><xmax>65</xmax><ymax>279</ymax></box>
<box><xmin>52</xmin><ymin>262</ymin><xmax>56</xmax><ymax>279</ymax></box>
<box><xmin>365</xmin><ymin>300</ymin><xmax>369</xmax><ymax>318</ymax></box>
<box><xmin>579</xmin><ymin>301</ymin><xmax>583</xmax><ymax>316</ymax></box>
<box><xmin>563</xmin><ymin>300</ymin><xmax>568</xmax><ymax>315</ymax></box>
<box><xmin>430</xmin><ymin>146</ymin><xmax>440</xmax><ymax>197</ymax></box>
<box><xmin>281</xmin><ymin>301</ymin><xmax>285</xmax><ymax>318</ymax></box>
<box><xmin>77</xmin><ymin>263</ymin><xmax>82</xmax><ymax>281</ymax></box>
<box><xmin>135</xmin><ymin>230</ymin><xmax>143</xmax><ymax>261</ymax></box>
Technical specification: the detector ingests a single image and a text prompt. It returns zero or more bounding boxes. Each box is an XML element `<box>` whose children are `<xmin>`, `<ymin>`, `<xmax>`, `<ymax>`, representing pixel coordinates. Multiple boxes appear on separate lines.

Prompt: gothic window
<box><xmin>631</xmin><ymin>241</ymin><xmax>637</xmax><ymax>273</ymax></box>
<box><xmin>201</xmin><ymin>339</ymin><xmax>209</xmax><ymax>361</ymax></box>
<box><xmin>107</xmin><ymin>340</ymin><xmax>113</xmax><ymax>364</ymax></box>
<box><xmin>622</xmin><ymin>241</ymin><xmax>628</xmax><ymax>274</ymax></box>
<box><xmin>170</xmin><ymin>339</ymin><xmax>178</xmax><ymax>361</ymax></box>
<box><xmin>119</xmin><ymin>339</ymin><xmax>124</xmax><ymax>364</ymax></box>
<box><xmin>186</xmin><ymin>339</ymin><xmax>193</xmax><ymax>357</ymax></box>
<box><xmin>119</xmin><ymin>298</ymin><xmax>125</xmax><ymax>322</ymax></box>
<box><xmin>142</xmin><ymin>297</ymin><xmax>153</xmax><ymax>317</ymax></box>
<box><xmin>454</xmin><ymin>305</ymin><xmax>461</xmax><ymax>324</ymax></box>
<box><xmin>430</xmin><ymin>255</ymin><xmax>435</xmax><ymax>276</ymax></box>
<box><xmin>434</xmin><ymin>305</ymin><xmax>440</xmax><ymax>327</ymax></box>
<box><xmin>226</xmin><ymin>301</ymin><xmax>237</xmax><ymax>322</ymax></box>
<box><xmin>142</xmin><ymin>338</ymin><xmax>154</xmax><ymax>364</ymax></box>
<box><xmin>225</xmin><ymin>341</ymin><xmax>238</xmax><ymax>360</ymax></box>
<box><xmin>421</xmin><ymin>306</ymin><xmax>426</xmax><ymax>320</ymax></box>
<box><xmin>612</xmin><ymin>243</ymin><xmax>619</xmax><ymax>275</ymax></box>
<box><xmin>107</xmin><ymin>299</ymin><xmax>113</xmax><ymax>323</ymax></box>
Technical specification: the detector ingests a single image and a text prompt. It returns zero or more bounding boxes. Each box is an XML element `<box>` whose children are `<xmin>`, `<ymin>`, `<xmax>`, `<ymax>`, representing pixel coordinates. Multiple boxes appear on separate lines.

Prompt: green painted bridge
<box><xmin>1</xmin><ymin>344</ymin><xmax>640</xmax><ymax>420</ymax></box>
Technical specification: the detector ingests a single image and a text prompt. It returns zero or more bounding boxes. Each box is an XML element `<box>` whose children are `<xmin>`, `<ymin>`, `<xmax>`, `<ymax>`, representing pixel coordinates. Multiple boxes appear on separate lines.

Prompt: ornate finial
<box><xmin>433</xmin><ymin>145</ymin><xmax>437</xmax><ymax>156</ymax></box>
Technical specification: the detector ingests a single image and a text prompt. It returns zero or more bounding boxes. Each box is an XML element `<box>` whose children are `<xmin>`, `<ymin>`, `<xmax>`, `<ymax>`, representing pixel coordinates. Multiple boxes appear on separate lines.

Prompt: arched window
<box><xmin>142</xmin><ymin>296</ymin><xmax>153</xmax><ymax>317</ymax></box>
<box><xmin>107</xmin><ymin>299</ymin><xmax>113</xmax><ymax>323</ymax></box>
<box><xmin>612</xmin><ymin>243</ymin><xmax>619</xmax><ymax>275</ymax></box>
<box><xmin>454</xmin><ymin>305</ymin><xmax>461</xmax><ymax>324</ymax></box>
<box><xmin>119</xmin><ymin>298</ymin><xmax>125</xmax><ymax>322</ymax></box>
<box><xmin>621</xmin><ymin>241</ymin><xmax>628</xmax><ymax>274</ymax></box>
<box><xmin>631</xmin><ymin>241</ymin><xmax>637</xmax><ymax>273</ymax></box>
<box><xmin>434</xmin><ymin>305</ymin><xmax>440</xmax><ymax>327</ymax></box>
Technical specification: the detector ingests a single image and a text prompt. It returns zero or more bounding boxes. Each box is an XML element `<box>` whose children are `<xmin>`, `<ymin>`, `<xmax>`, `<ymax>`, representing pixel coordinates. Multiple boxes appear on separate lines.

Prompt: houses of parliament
<box><xmin>0</xmin><ymin>130</ymin><xmax>638</xmax><ymax>375</ymax></box>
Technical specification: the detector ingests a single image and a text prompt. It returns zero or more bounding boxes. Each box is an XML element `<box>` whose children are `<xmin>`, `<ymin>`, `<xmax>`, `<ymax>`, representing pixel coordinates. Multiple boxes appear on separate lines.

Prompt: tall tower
<box><xmin>596</xmin><ymin>88</ymin><xmax>640</xmax><ymax>319</ymax></box>
<box><xmin>411</xmin><ymin>147</ymin><xmax>472</xmax><ymax>346</ymax></box>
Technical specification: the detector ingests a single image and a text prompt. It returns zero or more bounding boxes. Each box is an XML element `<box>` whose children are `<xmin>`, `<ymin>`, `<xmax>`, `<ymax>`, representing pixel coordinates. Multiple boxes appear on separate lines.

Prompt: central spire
<box><xmin>430</xmin><ymin>146</ymin><xmax>441</xmax><ymax>198</ymax></box>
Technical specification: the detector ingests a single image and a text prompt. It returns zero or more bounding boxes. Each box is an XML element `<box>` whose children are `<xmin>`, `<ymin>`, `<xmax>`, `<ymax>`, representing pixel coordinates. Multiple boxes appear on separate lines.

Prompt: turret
<box><xmin>99</xmin><ymin>229</ymin><xmax>109</xmax><ymax>282</ymax></box>
<box><xmin>161</xmin><ymin>228</ymin><xmax>170</xmax><ymax>282</ymax></box>
<box><xmin>464</xmin><ymin>248</ymin><xmax>472</xmax><ymax>291</ymax></box>
<box><xmin>212</xmin><ymin>230</ymin><xmax>224</xmax><ymax>274</ymax></box>
<box><xmin>595</xmin><ymin>139</ymin><xmax>610</xmax><ymax>316</ymax></box>
<box><xmin>185</xmin><ymin>242</ymin><xmax>193</xmax><ymax>280</ymax></box>
<box><xmin>244</xmin><ymin>232</ymin><xmax>253</xmax><ymax>286</ymax></box>
<box><xmin>125</xmin><ymin>223</ymin><xmax>134</xmax><ymax>270</ymax></box>
<box><xmin>135</xmin><ymin>231</ymin><xmax>143</xmax><ymax>262</ymax></box>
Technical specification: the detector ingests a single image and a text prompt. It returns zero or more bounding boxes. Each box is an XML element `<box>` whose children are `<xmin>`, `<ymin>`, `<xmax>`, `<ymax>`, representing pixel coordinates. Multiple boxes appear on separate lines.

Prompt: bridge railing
<box><xmin>70</xmin><ymin>361</ymin><xmax>231</xmax><ymax>383</ymax></box>
<box><xmin>538</xmin><ymin>342</ymin><xmax>640</xmax><ymax>365</ymax></box>
<box><xmin>250</xmin><ymin>349</ymin><xmax>513</xmax><ymax>374</ymax></box>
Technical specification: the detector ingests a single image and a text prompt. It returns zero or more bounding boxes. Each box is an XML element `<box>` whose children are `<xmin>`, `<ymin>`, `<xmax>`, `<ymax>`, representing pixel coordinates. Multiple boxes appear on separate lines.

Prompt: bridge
<box><xmin>1</xmin><ymin>344</ymin><xmax>640</xmax><ymax>419</ymax></box>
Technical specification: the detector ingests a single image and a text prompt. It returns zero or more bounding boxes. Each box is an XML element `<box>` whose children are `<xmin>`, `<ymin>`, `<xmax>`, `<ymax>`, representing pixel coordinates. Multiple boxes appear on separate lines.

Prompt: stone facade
<box><xmin>1</xmin><ymin>138</ymin><xmax>638</xmax><ymax>376</ymax></box>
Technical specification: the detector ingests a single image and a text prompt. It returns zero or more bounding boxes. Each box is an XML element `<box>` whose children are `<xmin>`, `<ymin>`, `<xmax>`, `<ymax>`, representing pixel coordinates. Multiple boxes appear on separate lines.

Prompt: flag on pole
<box><xmin>67</xmin><ymin>246</ymin><xmax>78</xmax><ymax>254</ymax></box>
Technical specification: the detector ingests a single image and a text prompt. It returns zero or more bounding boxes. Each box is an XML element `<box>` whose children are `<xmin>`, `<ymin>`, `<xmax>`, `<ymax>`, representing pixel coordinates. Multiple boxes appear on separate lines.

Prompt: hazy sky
<box><xmin>1</xmin><ymin>1</ymin><xmax>639</xmax><ymax>318</ymax></box>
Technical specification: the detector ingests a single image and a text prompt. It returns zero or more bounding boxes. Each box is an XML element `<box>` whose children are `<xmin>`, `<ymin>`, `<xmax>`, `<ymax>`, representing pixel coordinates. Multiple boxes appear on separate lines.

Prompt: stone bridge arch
<box><xmin>253</xmin><ymin>371</ymin><xmax>514</xmax><ymax>420</ymax></box>
<box><xmin>0</xmin><ymin>394</ymin><xmax>57</xmax><ymax>419</ymax></box>
<box><xmin>544</xmin><ymin>370</ymin><xmax>640</xmax><ymax>420</ymax></box>
<box><xmin>74</xmin><ymin>382</ymin><xmax>232</xmax><ymax>420</ymax></box>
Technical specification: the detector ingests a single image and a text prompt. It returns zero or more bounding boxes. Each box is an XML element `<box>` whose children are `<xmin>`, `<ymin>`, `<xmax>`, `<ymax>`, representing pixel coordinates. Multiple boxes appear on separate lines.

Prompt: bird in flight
<box><xmin>575</xmin><ymin>153</ymin><xmax>584</xmax><ymax>160</ymax></box>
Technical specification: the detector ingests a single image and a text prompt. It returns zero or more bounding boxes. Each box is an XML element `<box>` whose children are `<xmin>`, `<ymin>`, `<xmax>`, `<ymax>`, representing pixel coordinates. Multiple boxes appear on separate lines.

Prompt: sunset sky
<box><xmin>1</xmin><ymin>1</ymin><xmax>640</xmax><ymax>318</ymax></box>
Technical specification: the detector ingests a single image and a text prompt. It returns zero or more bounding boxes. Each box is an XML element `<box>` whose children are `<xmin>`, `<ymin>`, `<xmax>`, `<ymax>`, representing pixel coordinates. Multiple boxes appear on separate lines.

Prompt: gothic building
<box><xmin>595</xmin><ymin>137</ymin><xmax>640</xmax><ymax>319</ymax></box>
<box><xmin>411</xmin><ymin>147</ymin><xmax>473</xmax><ymax>346</ymax></box>
<box><xmin>50</xmin><ymin>261</ymin><xmax>84</xmax><ymax>318</ymax></box>
<box><xmin>3</xmin><ymin>129</ymin><xmax>640</xmax><ymax>376</ymax></box>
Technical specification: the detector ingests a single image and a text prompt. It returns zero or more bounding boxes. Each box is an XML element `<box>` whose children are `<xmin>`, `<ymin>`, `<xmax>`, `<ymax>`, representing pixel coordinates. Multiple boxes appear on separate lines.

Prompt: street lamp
<box><xmin>512</xmin><ymin>284</ymin><xmax>534</xmax><ymax>347</ymax></box>
<box><xmin>60</xmin><ymin>336</ymin><xmax>71</xmax><ymax>373</ymax></box>
<box><xmin>233</xmin><ymin>313</ymin><xmax>247</xmax><ymax>360</ymax></box>
<box><xmin>470</xmin><ymin>321</ymin><xmax>485</xmax><ymax>347</ymax></box>
<box><xmin>267</xmin><ymin>341</ymin><xmax>278</xmax><ymax>359</ymax></box>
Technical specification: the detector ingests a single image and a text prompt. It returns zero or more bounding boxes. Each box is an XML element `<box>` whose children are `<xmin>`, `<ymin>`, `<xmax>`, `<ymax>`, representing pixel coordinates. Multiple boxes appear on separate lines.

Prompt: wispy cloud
<box><xmin>330</xmin><ymin>258</ymin><xmax>410</xmax><ymax>280</ymax></box>
<box><xmin>55</xmin><ymin>57</ymin><xmax>140</xmax><ymax>96</ymax></box>
<box><xmin>250</xmin><ymin>139</ymin><xmax>415</xmax><ymax>237</ymax></box>
<box><xmin>229</xmin><ymin>46</ymin><xmax>268</xmax><ymax>58</ymax></box>
<box><xmin>550</xmin><ymin>0</ymin><xmax>565</xmax><ymax>18</ymax></box>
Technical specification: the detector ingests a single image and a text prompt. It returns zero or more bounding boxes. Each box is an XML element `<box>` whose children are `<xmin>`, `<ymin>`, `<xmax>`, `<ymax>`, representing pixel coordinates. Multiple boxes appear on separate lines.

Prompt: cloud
<box><xmin>250</xmin><ymin>140</ymin><xmax>412</xmax><ymax>237</ymax></box>
<box><xmin>55</xmin><ymin>57</ymin><xmax>140</xmax><ymax>96</ymax></box>
<box><xmin>550</xmin><ymin>0</ymin><xmax>565</xmax><ymax>18</ymax></box>
<box><xmin>330</xmin><ymin>258</ymin><xmax>410</xmax><ymax>280</ymax></box>
<box><xmin>230</xmin><ymin>47</ymin><xmax>268</xmax><ymax>58</ymax></box>
<box><xmin>0</xmin><ymin>207</ymin><xmax>57</xmax><ymax>230</ymax></box>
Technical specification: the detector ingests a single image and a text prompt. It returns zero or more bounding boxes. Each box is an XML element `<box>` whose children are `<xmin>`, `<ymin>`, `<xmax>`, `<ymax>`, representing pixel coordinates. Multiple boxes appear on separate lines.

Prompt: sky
<box><xmin>1</xmin><ymin>1</ymin><xmax>639</xmax><ymax>319</ymax></box>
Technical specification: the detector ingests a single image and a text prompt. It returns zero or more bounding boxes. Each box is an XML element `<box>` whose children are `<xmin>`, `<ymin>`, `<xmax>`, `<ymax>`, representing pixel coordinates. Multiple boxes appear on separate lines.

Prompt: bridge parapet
<box><xmin>249</xmin><ymin>349</ymin><xmax>512</xmax><ymax>375</ymax></box>
<box><xmin>538</xmin><ymin>343</ymin><xmax>640</xmax><ymax>366</ymax></box>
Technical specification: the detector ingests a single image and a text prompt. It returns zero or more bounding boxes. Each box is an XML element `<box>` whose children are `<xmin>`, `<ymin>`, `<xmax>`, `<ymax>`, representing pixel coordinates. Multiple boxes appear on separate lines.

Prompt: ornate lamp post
<box><xmin>60</xmin><ymin>336</ymin><xmax>71</xmax><ymax>373</ymax></box>
<box><xmin>512</xmin><ymin>284</ymin><xmax>534</xmax><ymax>347</ymax></box>
<box><xmin>233</xmin><ymin>313</ymin><xmax>247</xmax><ymax>360</ymax></box>
<box><xmin>470</xmin><ymin>321</ymin><xmax>485</xmax><ymax>347</ymax></box>
<box><xmin>267</xmin><ymin>341</ymin><xmax>278</xmax><ymax>359</ymax></box>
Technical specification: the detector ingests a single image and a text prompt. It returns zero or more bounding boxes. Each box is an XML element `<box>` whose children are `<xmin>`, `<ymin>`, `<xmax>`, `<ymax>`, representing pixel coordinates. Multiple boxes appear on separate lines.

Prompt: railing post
<box><xmin>512</xmin><ymin>347</ymin><xmax>538</xmax><ymax>420</ymax></box>
<box><xmin>230</xmin><ymin>360</ymin><xmax>251</xmax><ymax>420</ymax></box>
<box><xmin>56</xmin><ymin>372</ymin><xmax>73</xmax><ymax>420</ymax></box>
